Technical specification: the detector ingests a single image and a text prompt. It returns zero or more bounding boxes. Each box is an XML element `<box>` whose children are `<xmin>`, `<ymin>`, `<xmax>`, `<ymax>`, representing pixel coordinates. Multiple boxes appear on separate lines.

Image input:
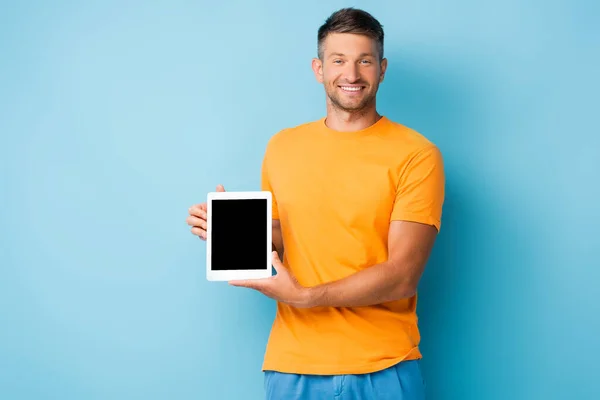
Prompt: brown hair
<box><xmin>317</xmin><ymin>8</ymin><xmax>384</xmax><ymax>60</ymax></box>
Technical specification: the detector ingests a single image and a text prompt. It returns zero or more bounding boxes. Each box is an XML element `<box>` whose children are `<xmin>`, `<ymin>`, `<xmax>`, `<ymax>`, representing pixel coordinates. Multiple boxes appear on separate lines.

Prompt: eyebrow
<box><xmin>328</xmin><ymin>52</ymin><xmax>375</xmax><ymax>58</ymax></box>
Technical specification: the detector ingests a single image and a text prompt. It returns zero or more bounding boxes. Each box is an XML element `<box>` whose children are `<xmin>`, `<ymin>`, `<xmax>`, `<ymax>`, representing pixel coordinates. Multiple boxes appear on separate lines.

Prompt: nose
<box><xmin>343</xmin><ymin>63</ymin><xmax>361</xmax><ymax>83</ymax></box>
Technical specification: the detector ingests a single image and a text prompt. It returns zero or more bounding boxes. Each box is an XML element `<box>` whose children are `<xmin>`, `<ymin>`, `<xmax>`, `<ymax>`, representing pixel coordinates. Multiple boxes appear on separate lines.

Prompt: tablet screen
<box><xmin>210</xmin><ymin>198</ymin><xmax>268</xmax><ymax>270</ymax></box>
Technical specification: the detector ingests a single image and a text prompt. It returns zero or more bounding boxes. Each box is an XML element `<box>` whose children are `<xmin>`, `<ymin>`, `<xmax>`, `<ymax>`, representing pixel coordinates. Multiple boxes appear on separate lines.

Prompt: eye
<box><xmin>360</xmin><ymin>59</ymin><xmax>371</xmax><ymax>65</ymax></box>
<box><xmin>333</xmin><ymin>59</ymin><xmax>343</xmax><ymax>64</ymax></box>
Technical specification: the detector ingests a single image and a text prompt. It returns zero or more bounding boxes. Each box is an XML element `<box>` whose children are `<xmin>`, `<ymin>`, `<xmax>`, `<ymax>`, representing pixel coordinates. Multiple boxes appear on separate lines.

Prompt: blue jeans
<box><xmin>264</xmin><ymin>359</ymin><xmax>426</xmax><ymax>400</ymax></box>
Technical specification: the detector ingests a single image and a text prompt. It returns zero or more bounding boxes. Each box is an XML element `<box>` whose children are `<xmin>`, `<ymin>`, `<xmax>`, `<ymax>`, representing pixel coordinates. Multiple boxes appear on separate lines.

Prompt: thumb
<box><xmin>216</xmin><ymin>184</ymin><xmax>226</xmax><ymax>192</ymax></box>
<box><xmin>272</xmin><ymin>251</ymin><xmax>285</xmax><ymax>270</ymax></box>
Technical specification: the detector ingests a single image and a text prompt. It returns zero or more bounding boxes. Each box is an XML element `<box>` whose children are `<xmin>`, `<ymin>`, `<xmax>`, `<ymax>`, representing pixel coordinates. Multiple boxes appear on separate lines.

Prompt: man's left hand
<box><xmin>229</xmin><ymin>252</ymin><xmax>312</xmax><ymax>308</ymax></box>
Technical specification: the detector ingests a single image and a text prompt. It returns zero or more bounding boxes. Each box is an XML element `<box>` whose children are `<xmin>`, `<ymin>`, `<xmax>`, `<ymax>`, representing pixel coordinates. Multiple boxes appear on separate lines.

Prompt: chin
<box><xmin>330</xmin><ymin>97</ymin><xmax>373</xmax><ymax>113</ymax></box>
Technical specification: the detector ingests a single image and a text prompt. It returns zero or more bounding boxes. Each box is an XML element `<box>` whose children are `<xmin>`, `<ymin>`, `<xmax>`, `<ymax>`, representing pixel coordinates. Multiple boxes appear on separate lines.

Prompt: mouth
<box><xmin>338</xmin><ymin>85</ymin><xmax>365</xmax><ymax>94</ymax></box>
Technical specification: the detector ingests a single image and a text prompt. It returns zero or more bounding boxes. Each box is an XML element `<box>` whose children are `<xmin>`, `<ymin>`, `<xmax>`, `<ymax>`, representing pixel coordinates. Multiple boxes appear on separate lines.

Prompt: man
<box><xmin>187</xmin><ymin>7</ymin><xmax>444</xmax><ymax>400</ymax></box>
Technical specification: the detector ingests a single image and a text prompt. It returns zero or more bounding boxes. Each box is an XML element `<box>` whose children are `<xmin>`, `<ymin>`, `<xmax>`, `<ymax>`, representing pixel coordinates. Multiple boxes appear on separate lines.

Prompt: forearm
<box><xmin>305</xmin><ymin>260</ymin><xmax>417</xmax><ymax>308</ymax></box>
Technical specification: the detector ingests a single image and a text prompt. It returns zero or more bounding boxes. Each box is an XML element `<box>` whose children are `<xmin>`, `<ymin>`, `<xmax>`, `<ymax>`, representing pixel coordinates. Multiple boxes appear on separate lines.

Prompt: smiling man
<box><xmin>187</xmin><ymin>7</ymin><xmax>445</xmax><ymax>400</ymax></box>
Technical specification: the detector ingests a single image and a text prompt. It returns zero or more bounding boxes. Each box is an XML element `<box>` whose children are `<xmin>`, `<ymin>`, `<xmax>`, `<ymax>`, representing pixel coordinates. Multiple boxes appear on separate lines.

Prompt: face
<box><xmin>312</xmin><ymin>33</ymin><xmax>387</xmax><ymax>113</ymax></box>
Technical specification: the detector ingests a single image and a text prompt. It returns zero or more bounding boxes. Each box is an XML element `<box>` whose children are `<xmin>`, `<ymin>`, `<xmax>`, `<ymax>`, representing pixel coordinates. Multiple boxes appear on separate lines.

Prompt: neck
<box><xmin>324</xmin><ymin>101</ymin><xmax>381</xmax><ymax>132</ymax></box>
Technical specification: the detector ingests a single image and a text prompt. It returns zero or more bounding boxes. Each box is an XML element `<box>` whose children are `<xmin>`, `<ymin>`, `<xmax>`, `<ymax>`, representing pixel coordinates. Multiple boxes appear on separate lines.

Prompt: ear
<box><xmin>379</xmin><ymin>58</ymin><xmax>388</xmax><ymax>83</ymax></box>
<box><xmin>312</xmin><ymin>58</ymin><xmax>324</xmax><ymax>83</ymax></box>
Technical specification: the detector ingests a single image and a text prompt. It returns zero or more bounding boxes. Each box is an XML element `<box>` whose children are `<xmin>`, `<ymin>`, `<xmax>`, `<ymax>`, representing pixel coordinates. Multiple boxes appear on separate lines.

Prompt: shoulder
<box><xmin>384</xmin><ymin>118</ymin><xmax>437</xmax><ymax>148</ymax></box>
<box><xmin>379</xmin><ymin>118</ymin><xmax>443</xmax><ymax>164</ymax></box>
<box><xmin>265</xmin><ymin>119</ymin><xmax>322</xmax><ymax>150</ymax></box>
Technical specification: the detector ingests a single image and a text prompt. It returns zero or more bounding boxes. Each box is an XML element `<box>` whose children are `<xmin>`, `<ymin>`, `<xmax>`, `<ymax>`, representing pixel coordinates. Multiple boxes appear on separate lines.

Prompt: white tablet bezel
<box><xmin>206</xmin><ymin>190</ymin><xmax>272</xmax><ymax>281</ymax></box>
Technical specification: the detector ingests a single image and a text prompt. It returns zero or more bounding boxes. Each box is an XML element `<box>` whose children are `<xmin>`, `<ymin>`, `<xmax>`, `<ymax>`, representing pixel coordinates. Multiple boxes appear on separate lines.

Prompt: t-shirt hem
<box><xmin>391</xmin><ymin>212</ymin><xmax>441</xmax><ymax>231</ymax></box>
<box><xmin>261</xmin><ymin>348</ymin><xmax>421</xmax><ymax>375</ymax></box>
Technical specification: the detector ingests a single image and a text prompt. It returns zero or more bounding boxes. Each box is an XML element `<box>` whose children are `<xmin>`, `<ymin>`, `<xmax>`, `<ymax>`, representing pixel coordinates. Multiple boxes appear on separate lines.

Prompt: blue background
<box><xmin>1</xmin><ymin>0</ymin><xmax>599</xmax><ymax>399</ymax></box>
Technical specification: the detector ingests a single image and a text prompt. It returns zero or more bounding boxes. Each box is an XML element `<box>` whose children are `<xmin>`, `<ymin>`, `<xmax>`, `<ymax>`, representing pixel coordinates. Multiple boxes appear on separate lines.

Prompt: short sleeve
<box><xmin>390</xmin><ymin>145</ymin><xmax>445</xmax><ymax>231</ymax></box>
<box><xmin>261</xmin><ymin>148</ymin><xmax>280</xmax><ymax>220</ymax></box>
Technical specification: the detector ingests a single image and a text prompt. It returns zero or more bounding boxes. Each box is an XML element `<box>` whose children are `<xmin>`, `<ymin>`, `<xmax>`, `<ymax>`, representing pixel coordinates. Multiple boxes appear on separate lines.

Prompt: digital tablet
<box><xmin>206</xmin><ymin>190</ymin><xmax>272</xmax><ymax>281</ymax></box>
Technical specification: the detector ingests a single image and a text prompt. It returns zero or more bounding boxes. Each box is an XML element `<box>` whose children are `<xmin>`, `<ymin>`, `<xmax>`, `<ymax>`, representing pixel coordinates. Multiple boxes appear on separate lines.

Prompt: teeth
<box><xmin>341</xmin><ymin>86</ymin><xmax>361</xmax><ymax>91</ymax></box>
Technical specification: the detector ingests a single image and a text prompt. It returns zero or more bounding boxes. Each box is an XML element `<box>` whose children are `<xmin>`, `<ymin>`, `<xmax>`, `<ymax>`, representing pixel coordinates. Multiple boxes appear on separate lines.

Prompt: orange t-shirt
<box><xmin>260</xmin><ymin>116</ymin><xmax>445</xmax><ymax>375</ymax></box>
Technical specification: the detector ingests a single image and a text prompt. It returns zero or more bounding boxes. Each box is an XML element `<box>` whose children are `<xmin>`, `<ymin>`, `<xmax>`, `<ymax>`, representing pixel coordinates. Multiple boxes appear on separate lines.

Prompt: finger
<box><xmin>190</xmin><ymin>226</ymin><xmax>206</xmax><ymax>239</ymax></box>
<box><xmin>189</xmin><ymin>205</ymin><xmax>207</xmax><ymax>218</ymax></box>
<box><xmin>229</xmin><ymin>278</ymin><xmax>270</xmax><ymax>289</ymax></box>
<box><xmin>216</xmin><ymin>184</ymin><xmax>226</xmax><ymax>192</ymax></box>
<box><xmin>229</xmin><ymin>279</ymin><xmax>255</xmax><ymax>288</ymax></box>
<box><xmin>186</xmin><ymin>215</ymin><xmax>206</xmax><ymax>229</ymax></box>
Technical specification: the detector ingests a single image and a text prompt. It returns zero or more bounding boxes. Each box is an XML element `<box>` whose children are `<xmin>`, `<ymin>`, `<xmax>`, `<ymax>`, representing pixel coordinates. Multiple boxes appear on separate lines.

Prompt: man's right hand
<box><xmin>187</xmin><ymin>184</ymin><xmax>226</xmax><ymax>240</ymax></box>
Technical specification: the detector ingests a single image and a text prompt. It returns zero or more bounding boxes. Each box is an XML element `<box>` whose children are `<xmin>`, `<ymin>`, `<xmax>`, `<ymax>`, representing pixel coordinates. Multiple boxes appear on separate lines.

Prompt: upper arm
<box><xmin>272</xmin><ymin>219</ymin><xmax>284</xmax><ymax>256</ymax></box>
<box><xmin>387</xmin><ymin>220</ymin><xmax>438</xmax><ymax>289</ymax></box>
<box><xmin>387</xmin><ymin>144</ymin><xmax>445</xmax><ymax>289</ymax></box>
<box><xmin>272</xmin><ymin>219</ymin><xmax>282</xmax><ymax>244</ymax></box>
<box><xmin>388</xmin><ymin>221</ymin><xmax>438</xmax><ymax>297</ymax></box>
